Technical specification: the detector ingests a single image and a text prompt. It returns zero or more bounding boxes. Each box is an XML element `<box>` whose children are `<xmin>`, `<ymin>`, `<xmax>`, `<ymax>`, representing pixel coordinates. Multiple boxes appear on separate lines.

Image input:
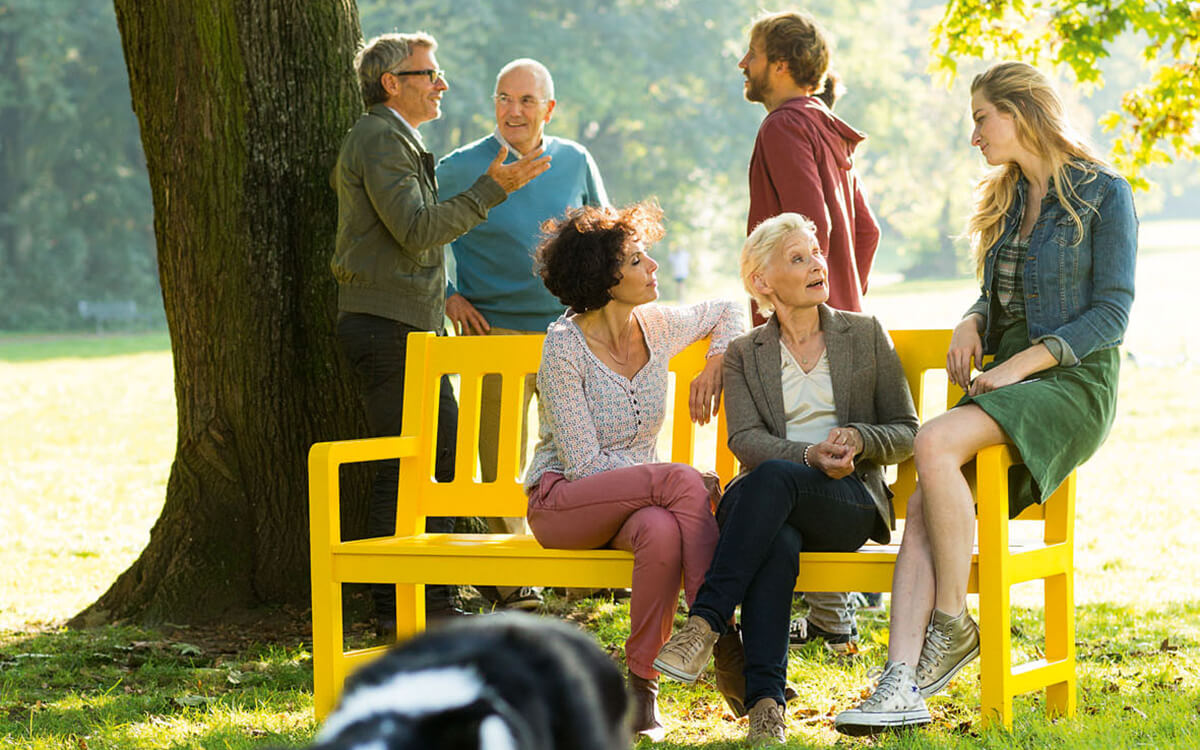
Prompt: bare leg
<box><xmin>886</xmin><ymin>486</ymin><xmax>934</xmax><ymax>667</ymax></box>
<box><xmin>914</xmin><ymin>405</ymin><xmax>1009</xmax><ymax>614</ymax></box>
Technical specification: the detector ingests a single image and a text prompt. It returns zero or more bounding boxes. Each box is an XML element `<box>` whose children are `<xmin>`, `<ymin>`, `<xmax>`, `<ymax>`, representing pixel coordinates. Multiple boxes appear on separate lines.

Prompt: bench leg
<box><xmin>978</xmin><ymin>587</ymin><xmax>1014</xmax><ymax>728</ymax></box>
<box><xmin>395</xmin><ymin>583</ymin><xmax>424</xmax><ymax>639</ymax></box>
<box><xmin>312</xmin><ymin>579</ymin><xmax>344</xmax><ymax>719</ymax></box>
<box><xmin>1044</xmin><ymin>571</ymin><xmax>1076</xmax><ymax>718</ymax></box>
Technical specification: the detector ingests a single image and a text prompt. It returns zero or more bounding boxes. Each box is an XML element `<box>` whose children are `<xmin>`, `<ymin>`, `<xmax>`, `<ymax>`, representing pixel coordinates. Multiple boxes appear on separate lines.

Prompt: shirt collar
<box><xmin>387</xmin><ymin>106</ymin><xmax>424</xmax><ymax>149</ymax></box>
<box><xmin>492</xmin><ymin>130</ymin><xmax>544</xmax><ymax>160</ymax></box>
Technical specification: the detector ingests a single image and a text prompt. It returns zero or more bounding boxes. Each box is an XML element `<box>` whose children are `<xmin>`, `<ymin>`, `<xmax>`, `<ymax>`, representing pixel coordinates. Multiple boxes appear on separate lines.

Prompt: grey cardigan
<box><xmin>723</xmin><ymin>305</ymin><xmax>918</xmax><ymax>543</ymax></box>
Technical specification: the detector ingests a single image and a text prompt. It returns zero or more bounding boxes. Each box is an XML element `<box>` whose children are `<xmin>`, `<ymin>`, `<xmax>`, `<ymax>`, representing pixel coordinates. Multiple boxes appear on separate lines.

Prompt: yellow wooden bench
<box><xmin>309</xmin><ymin>329</ymin><xmax>1076</xmax><ymax>728</ymax></box>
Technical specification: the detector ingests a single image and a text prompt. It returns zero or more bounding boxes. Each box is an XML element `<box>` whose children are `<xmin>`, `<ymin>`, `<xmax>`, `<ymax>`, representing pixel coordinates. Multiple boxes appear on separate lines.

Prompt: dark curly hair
<box><xmin>535</xmin><ymin>201</ymin><xmax>665</xmax><ymax>314</ymax></box>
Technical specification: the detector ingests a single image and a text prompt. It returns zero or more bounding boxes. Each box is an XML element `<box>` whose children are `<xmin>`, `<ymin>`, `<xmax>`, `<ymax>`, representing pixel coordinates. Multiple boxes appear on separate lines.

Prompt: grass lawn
<box><xmin>2</xmin><ymin>246</ymin><xmax>1198</xmax><ymax>748</ymax></box>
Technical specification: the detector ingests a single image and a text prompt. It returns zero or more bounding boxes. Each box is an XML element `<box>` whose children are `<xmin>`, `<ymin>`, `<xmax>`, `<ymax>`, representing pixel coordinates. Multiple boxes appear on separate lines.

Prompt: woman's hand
<box><xmin>968</xmin><ymin>343</ymin><xmax>1056</xmax><ymax>396</ymax></box>
<box><xmin>807</xmin><ymin>438</ymin><xmax>856</xmax><ymax>479</ymax></box>
<box><xmin>689</xmin><ymin>354</ymin><xmax>724</xmax><ymax>425</ymax></box>
<box><xmin>827</xmin><ymin>426</ymin><xmax>863</xmax><ymax>456</ymax></box>
<box><xmin>947</xmin><ymin>314</ymin><xmax>984</xmax><ymax>390</ymax></box>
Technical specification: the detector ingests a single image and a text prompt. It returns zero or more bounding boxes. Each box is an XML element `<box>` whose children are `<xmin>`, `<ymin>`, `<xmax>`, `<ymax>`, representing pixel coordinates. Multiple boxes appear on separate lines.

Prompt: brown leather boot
<box><xmin>713</xmin><ymin>625</ymin><xmax>800</xmax><ymax>718</ymax></box>
<box><xmin>713</xmin><ymin>625</ymin><xmax>748</xmax><ymax>716</ymax></box>
<box><xmin>628</xmin><ymin>672</ymin><xmax>665</xmax><ymax>742</ymax></box>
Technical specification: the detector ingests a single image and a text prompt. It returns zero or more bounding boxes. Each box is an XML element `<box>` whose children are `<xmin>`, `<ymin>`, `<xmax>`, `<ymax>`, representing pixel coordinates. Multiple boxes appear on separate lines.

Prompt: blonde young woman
<box><xmin>835</xmin><ymin>61</ymin><xmax>1137</xmax><ymax>734</ymax></box>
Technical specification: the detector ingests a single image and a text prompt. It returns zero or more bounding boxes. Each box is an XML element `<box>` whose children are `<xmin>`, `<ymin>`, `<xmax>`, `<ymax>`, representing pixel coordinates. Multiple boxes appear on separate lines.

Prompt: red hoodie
<box><xmin>748</xmin><ymin>96</ymin><xmax>880</xmax><ymax>316</ymax></box>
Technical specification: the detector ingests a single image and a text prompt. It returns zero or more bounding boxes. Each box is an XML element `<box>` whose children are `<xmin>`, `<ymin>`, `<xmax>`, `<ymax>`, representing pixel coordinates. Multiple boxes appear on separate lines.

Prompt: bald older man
<box><xmin>437</xmin><ymin>59</ymin><xmax>608</xmax><ymax>610</ymax></box>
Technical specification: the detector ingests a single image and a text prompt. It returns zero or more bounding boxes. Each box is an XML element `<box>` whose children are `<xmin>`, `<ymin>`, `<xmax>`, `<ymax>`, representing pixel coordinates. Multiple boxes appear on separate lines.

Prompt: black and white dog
<box><xmin>306</xmin><ymin>613</ymin><xmax>631</xmax><ymax>750</ymax></box>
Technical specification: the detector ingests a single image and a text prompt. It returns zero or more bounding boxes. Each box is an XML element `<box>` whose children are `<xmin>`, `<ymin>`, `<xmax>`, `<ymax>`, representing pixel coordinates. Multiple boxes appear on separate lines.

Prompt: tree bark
<box><xmin>73</xmin><ymin>0</ymin><xmax>367</xmax><ymax>625</ymax></box>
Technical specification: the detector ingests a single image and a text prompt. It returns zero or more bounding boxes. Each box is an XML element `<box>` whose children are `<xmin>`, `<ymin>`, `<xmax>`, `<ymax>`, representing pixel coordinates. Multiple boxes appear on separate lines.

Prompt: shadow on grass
<box><xmin>0</xmin><ymin>331</ymin><xmax>170</xmax><ymax>362</ymax></box>
<box><xmin>0</xmin><ymin>625</ymin><xmax>315</xmax><ymax>748</ymax></box>
<box><xmin>1</xmin><ymin>599</ymin><xmax>1197</xmax><ymax>749</ymax></box>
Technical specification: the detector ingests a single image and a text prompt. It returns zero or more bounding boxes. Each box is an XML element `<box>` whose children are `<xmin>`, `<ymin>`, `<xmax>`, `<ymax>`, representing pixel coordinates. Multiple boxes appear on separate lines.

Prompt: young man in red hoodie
<box><xmin>741</xmin><ymin>12</ymin><xmax>880</xmax><ymax>321</ymax></box>
<box><xmin>728</xmin><ymin>10</ymin><xmax>880</xmax><ymax>702</ymax></box>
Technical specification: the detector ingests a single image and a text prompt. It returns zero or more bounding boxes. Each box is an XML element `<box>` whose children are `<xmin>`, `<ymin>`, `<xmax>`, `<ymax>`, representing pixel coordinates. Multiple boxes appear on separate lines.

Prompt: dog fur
<box><xmin>305</xmin><ymin>613</ymin><xmax>631</xmax><ymax>750</ymax></box>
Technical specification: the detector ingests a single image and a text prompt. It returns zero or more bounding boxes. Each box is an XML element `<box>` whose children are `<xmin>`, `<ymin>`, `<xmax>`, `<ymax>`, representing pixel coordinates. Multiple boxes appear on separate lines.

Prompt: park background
<box><xmin>2</xmin><ymin>0</ymin><xmax>1199</xmax><ymax>748</ymax></box>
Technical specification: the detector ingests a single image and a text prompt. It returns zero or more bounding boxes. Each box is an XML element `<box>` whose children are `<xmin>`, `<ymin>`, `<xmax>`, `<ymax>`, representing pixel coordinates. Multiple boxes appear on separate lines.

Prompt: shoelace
<box><xmin>663</xmin><ymin>621</ymin><xmax>712</xmax><ymax>662</ymax></box>
<box><xmin>788</xmin><ymin>617</ymin><xmax>808</xmax><ymax>640</ymax></box>
<box><xmin>915</xmin><ymin>620</ymin><xmax>952</xmax><ymax>682</ymax></box>
<box><xmin>750</xmin><ymin>703</ymin><xmax>784</xmax><ymax>736</ymax></box>
<box><xmin>861</xmin><ymin>665</ymin><xmax>905</xmax><ymax>708</ymax></box>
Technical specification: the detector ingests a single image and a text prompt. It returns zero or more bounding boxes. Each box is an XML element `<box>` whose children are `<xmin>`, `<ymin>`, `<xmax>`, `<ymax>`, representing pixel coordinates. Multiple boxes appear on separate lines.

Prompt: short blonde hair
<box><xmin>740</xmin><ymin>213</ymin><xmax>819</xmax><ymax>316</ymax></box>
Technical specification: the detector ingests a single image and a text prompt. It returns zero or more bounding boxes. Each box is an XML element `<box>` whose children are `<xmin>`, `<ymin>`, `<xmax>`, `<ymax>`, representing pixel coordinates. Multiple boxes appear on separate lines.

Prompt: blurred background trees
<box><xmin>0</xmin><ymin>0</ymin><xmax>157</xmax><ymax>330</ymax></box>
<box><xmin>1</xmin><ymin>0</ymin><xmax>1195</xmax><ymax>331</ymax></box>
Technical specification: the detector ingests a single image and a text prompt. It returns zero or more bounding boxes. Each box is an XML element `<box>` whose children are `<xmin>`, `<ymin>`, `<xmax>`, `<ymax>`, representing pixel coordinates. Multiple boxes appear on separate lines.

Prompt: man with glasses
<box><xmin>331</xmin><ymin>33</ymin><xmax>549</xmax><ymax>636</ymax></box>
<box><xmin>435</xmin><ymin>59</ymin><xmax>608</xmax><ymax>611</ymax></box>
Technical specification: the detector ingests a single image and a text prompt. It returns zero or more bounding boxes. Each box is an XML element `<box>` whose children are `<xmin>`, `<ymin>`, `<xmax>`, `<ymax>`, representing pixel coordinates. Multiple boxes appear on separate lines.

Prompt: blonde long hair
<box><xmin>967</xmin><ymin>62</ymin><xmax>1106</xmax><ymax>278</ymax></box>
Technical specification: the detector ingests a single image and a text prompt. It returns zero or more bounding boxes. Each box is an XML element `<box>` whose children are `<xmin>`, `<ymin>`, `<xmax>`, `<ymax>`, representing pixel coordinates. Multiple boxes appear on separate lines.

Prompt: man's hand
<box><xmin>947</xmin><ymin>314</ymin><xmax>984</xmax><ymax>390</ymax></box>
<box><xmin>446</xmin><ymin>293</ymin><xmax>490</xmax><ymax>336</ymax></box>
<box><xmin>689</xmin><ymin>354</ymin><xmax>724</xmax><ymax>425</ymax></box>
<box><xmin>807</xmin><ymin>438</ymin><xmax>856</xmax><ymax>480</ymax></box>
<box><xmin>486</xmin><ymin>145</ymin><xmax>551</xmax><ymax>194</ymax></box>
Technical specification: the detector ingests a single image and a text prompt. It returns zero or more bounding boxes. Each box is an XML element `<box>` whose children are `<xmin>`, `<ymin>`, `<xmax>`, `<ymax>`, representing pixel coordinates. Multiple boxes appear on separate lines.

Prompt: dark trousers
<box><xmin>336</xmin><ymin>312</ymin><xmax>459</xmax><ymax>620</ymax></box>
<box><xmin>690</xmin><ymin>459</ymin><xmax>878</xmax><ymax>707</ymax></box>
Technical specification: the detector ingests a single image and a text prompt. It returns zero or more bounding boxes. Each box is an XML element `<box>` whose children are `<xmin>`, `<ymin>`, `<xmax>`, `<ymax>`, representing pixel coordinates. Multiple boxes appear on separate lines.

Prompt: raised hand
<box><xmin>486</xmin><ymin>145</ymin><xmax>552</xmax><ymax>194</ymax></box>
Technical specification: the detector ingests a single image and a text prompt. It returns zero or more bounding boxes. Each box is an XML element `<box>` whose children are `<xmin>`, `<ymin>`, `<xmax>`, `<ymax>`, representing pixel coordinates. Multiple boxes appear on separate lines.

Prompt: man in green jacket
<box><xmin>330</xmin><ymin>31</ymin><xmax>549</xmax><ymax>635</ymax></box>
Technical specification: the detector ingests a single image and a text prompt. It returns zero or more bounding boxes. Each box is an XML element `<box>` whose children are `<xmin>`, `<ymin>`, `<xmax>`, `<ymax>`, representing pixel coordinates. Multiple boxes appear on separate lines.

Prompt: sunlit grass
<box><xmin>1</xmin><ymin>244</ymin><xmax>1196</xmax><ymax>748</ymax></box>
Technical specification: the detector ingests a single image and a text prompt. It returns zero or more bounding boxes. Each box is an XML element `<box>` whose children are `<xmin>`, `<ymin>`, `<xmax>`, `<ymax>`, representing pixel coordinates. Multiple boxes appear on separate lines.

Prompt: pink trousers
<box><xmin>527</xmin><ymin>463</ymin><xmax>719</xmax><ymax>679</ymax></box>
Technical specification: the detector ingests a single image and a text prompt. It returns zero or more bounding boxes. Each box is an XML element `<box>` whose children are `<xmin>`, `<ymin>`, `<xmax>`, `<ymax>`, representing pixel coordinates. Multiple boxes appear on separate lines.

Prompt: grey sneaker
<box><xmin>834</xmin><ymin>661</ymin><xmax>932</xmax><ymax>736</ymax></box>
<box><xmin>915</xmin><ymin>607</ymin><xmax>980</xmax><ymax>696</ymax></box>
<box><xmin>788</xmin><ymin>616</ymin><xmax>859</xmax><ymax>655</ymax></box>
<box><xmin>746</xmin><ymin>697</ymin><xmax>786</xmax><ymax>745</ymax></box>
<box><xmin>653</xmin><ymin>615</ymin><xmax>720</xmax><ymax>683</ymax></box>
<box><xmin>496</xmin><ymin>586</ymin><xmax>542</xmax><ymax>611</ymax></box>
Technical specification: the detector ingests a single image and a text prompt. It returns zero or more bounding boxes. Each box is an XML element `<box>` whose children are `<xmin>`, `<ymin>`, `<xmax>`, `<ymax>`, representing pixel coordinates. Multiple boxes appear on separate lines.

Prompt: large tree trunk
<box><xmin>72</xmin><ymin>0</ymin><xmax>366</xmax><ymax>625</ymax></box>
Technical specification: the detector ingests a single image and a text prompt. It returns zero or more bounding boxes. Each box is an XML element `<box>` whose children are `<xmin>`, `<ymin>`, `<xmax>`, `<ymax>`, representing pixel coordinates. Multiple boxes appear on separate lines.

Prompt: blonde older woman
<box><xmin>653</xmin><ymin>213</ymin><xmax>918</xmax><ymax>744</ymax></box>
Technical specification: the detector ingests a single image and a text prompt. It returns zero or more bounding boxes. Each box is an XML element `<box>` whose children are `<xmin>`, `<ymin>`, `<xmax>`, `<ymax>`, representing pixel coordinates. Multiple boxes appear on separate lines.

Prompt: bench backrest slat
<box><xmin>393</xmin><ymin>328</ymin><xmax>1045</xmax><ymax>532</ymax></box>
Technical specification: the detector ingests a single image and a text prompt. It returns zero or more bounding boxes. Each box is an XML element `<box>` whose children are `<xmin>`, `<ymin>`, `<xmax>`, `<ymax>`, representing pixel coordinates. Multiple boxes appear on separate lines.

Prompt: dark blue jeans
<box><xmin>690</xmin><ymin>459</ymin><xmax>878</xmax><ymax>707</ymax></box>
<box><xmin>336</xmin><ymin>312</ymin><xmax>459</xmax><ymax>618</ymax></box>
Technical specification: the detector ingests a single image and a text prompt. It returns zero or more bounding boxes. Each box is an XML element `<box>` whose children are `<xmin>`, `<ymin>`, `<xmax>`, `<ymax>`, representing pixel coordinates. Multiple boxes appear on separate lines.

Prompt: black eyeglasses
<box><xmin>389</xmin><ymin>68</ymin><xmax>445</xmax><ymax>84</ymax></box>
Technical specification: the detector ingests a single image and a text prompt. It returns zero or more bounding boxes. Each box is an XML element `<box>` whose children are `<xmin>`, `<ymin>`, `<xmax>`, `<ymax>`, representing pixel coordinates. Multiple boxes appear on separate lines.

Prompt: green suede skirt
<box><xmin>959</xmin><ymin>320</ymin><xmax>1120</xmax><ymax>517</ymax></box>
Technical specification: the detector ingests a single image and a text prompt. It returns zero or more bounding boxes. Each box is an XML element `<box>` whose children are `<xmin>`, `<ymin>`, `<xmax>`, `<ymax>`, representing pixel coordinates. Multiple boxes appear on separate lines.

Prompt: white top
<box><xmin>524</xmin><ymin>300</ymin><xmax>744</xmax><ymax>491</ymax></box>
<box><xmin>780</xmin><ymin>346</ymin><xmax>839</xmax><ymax>445</ymax></box>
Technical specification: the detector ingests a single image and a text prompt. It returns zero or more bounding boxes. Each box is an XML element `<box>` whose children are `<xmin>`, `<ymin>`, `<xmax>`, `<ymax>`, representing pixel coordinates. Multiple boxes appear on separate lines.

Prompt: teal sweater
<box><xmin>436</xmin><ymin>134</ymin><xmax>608</xmax><ymax>331</ymax></box>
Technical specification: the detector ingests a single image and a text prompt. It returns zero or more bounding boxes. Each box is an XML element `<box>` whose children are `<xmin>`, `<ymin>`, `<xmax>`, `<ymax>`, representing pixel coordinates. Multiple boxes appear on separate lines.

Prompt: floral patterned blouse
<box><xmin>523</xmin><ymin>300</ymin><xmax>744</xmax><ymax>492</ymax></box>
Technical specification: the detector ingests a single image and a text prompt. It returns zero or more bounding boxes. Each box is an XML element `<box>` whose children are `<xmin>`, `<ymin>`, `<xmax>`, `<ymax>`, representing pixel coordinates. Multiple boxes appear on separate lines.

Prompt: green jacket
<box><xmin>331</xmin><ymin>103</ymin><xmax>507</xmax><ymax>329</ymax></box>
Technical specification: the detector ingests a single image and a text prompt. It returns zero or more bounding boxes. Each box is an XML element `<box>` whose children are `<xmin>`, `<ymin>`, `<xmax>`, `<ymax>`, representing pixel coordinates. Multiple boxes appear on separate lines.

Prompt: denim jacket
<box><xmin>965</xmin><ymin>161</ymin><xmax>1137</xmax><ymax>366</ymax></box>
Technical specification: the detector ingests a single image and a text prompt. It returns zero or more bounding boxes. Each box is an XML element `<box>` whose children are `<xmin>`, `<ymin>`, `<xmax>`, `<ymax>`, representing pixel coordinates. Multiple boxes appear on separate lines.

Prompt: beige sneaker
<box><xmin>746</xmin><ymin>697</ymin><xmax>786</xmax><ymax>745</ymax></box>
<box><xmin>653</xmin><ymin>615</ymin><xmax>720</xmax><ymax>683</ymax></box>
<box><xmin>834</xmin><ymin>661</ymin><xmax>931</xmax><ymax>736</ymax></box>
<box><xmin>916</xmin><ymin>607</ymin><xmax>980</xmax><ymax>696</ymax></box>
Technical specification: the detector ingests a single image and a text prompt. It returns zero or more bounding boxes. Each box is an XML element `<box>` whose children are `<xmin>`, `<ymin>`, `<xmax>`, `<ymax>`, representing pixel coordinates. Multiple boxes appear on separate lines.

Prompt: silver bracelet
<box><xmin>802</xmin><ymin>444</ymin><xmax>812</xmax><ymax>467</ymax></box>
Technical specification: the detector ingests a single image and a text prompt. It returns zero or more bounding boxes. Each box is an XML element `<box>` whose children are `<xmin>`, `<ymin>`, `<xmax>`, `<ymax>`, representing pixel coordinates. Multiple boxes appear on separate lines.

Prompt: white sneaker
<box><xmin>834</xmin><ymin>661</ymin><xmax>932</xmax><ymax>736</ymax></box>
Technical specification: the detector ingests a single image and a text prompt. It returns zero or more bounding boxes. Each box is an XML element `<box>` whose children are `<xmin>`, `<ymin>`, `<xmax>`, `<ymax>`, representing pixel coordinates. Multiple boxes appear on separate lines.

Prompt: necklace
<box><xmin>582</xmin><ymin>320</ymin><xmax>637</xmax><ymax>366</ymax></box>
<box><xmin>783</xmin><ymin>328</ymin><xmax>823</xmax><ymax>367</ymax></box>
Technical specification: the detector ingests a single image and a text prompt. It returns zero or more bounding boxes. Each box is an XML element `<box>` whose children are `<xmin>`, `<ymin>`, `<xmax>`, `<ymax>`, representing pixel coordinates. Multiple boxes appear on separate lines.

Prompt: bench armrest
<box><xmin>309</xmin><ymin>436</ymin><xmax>420</xmax><ymax>547</ymax></box>
<box><xmin>310</xmin><ymin>436</ymin><xmax>419</xmax><ymax>467</ymax></box>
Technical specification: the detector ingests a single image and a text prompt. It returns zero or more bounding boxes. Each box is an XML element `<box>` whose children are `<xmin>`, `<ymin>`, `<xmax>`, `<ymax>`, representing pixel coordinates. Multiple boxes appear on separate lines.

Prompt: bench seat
<box><xmin>309</xmin><ymin>329</ymin><xmax>1077</xmax><ymax>728</ymax></box>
